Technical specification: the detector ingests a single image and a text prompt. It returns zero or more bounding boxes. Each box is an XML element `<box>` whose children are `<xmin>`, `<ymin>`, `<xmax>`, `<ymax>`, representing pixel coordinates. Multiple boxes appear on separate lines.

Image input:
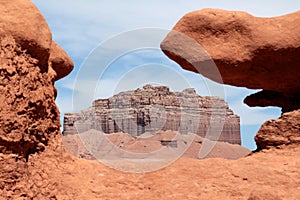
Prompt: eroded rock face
<box><xmin>161</xmin><ymin>9</ymin><xmax>300</xmax><ymax>112</ymax></box>
<box><xmin>0</xmin><ymin>0</ymin><xmax>73</xmax><ymax>198</ymax></box>
<box><xmin>0</xmin><ymin>0</ymin><xmax>73</xmax><ymax>81</ymax></box>
<box><xmin>63</xmin><ymin>85</ymin><xmax>241</xmax><ymax>144</ymax></box>
<box><xmin>0</xmin><ymin>36</ymin><xmax>63</xmax><ymax>198</ymax></box>
<box><xmin>0</xmin><ymin>0</ymin><xmax>73</xmax><ymax>160</ymax></box>
<box><xmin>0</xmin><ymin>36</ymin><xmax>60</xmax><ymax>159</ymax></box>
<box><xmin>255</xmin><ymin>109</ymin><xmax>300</xmax><ymax>150</ymax></box>
<box><xmin>0</xmin><ymin>0</ymin><xmax>52</xmax><ymax>68</ymax></box>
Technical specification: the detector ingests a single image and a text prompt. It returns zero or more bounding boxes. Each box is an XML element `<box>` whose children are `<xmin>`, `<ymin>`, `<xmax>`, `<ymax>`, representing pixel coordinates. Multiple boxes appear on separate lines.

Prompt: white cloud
<box><xmin>32</xmin><ymin>0</ymin><xmax>300</xmax><ymax>59</ymax></box>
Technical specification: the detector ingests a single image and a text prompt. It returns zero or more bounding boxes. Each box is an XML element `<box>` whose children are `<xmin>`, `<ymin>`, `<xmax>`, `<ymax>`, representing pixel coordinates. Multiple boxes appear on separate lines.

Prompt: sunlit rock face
<box><xmin>255</xmin><ymin>109</ymin><xmax>300</xmax><ymax>150</ymax></box>
<box><xmin>161</xmin><ymin>8</ymin><xmax>300</xmax><ymax>112</ymax></box>
<box><xmin>63</xmin><ymin>85</ymin><xmax>241</xmax><ymax>145</ymax></box>
<box><xmin>161</xmin><ymin>8</ymin><xmax>300</xmax><ymax>150</ymax></box>
<box><xmin>0</xmin><ymin>0</ymin><xmax>73</xmax><ymax>198</ymax></box>
<box><xmin>0</xmin><ymin>0</ymin><xmax>73</xmax><ymax>160</ymax></box>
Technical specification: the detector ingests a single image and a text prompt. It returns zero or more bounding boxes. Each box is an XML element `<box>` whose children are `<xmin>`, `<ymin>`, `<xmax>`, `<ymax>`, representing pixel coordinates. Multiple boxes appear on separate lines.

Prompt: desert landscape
<box><xmin>0</xmin><ymin>0</ymin><xmax>299</xmax><ymax>199</ymax></box>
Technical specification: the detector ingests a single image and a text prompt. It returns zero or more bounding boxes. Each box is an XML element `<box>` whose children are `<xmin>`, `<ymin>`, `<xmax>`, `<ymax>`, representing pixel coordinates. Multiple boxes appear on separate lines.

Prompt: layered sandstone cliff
<box><xmin>63</xmin><ymin>85</ymin><xmax>241</xmax><ymax>144</ymax></box>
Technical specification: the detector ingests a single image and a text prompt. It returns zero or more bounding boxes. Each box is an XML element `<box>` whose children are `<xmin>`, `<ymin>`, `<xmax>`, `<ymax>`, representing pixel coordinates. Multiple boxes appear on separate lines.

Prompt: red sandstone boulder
<box><xmin>0</xmin><ymin>0</ymin><xmax>52</xmax><ymax>68</ymax></box>
<box><xmin>161</xmin><ymin>9</ymin><xmax>300</xmax><ymax>112</ymax></box>
<box><xmin>0</xmin><ymin>0</ymin><xmax>73</xmax><ymax>159</ymax></box>
<box><xmin>50</xmin><ymin>42</ymin><xmax>74</xmax><ymax>81</ymax></box>
<box><xmin>0</xmin><ymin>1</ymin><xmax>73</xmax><ymax>197</ymax></box>
<box><xmin>255</xmin><ymin>109</ymin><xmax>300</xmax><ymax>150</ymax></box>
<box><xmin>0</xmin><ymin>0</ymin><xmax>73</xmax><ymax>80</ymax></box>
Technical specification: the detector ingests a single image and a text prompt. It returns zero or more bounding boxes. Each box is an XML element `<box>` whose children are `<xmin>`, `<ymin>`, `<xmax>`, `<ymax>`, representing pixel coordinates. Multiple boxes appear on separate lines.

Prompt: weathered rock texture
<box><xmin>0</xmin><ymin>36</ymin><xmax>59</xmax><ymax>159</ymax></box>
<box><xmin>64</xmin><ymin>85</ymin><xmax>241</xmax><ymax>144</ymax></box>
<box><xmin>0</xmin><ymin>0</ymin><xmax>73</xmax><ymax>198</ymax></box>
<box><xmin>255</xmin><ymin>109</ymin><xmax>300</xmax><ymax>150</ymax></box>
<box><xmin>0</xmin><ymin>1</ymin><xmax>300</xmax><ymax>199</ymax></box>
<box><xmin>161</xmin><ymin>9</ymin><xmax>300</xmax><ymax>112</ymax></box>
<box><xmin>0</xmin><ymin>0</ymin><xmax>51</xmax><ymax>68</ymax></box>
<box><xmin>0</xmin><ymin>1</ymin><xmax>74</xmax><ymax>158</ymax></box>
<box><xmin>0</xmin><ymin>0</ymin><xmax>74</xmax><ymax>81</ymax></box>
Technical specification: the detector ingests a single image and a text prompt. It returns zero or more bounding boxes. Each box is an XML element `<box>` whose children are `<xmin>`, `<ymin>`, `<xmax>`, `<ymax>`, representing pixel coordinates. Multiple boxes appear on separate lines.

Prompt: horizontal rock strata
<box><xmin>64</xmin><ymin>85</ymin><xmax>241</xmax><ymax>144</ymax></box>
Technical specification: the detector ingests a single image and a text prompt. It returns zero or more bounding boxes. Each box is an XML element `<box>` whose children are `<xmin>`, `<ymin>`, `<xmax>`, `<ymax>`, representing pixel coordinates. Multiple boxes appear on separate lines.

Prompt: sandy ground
<box><xmin>28</xmin><ymin>144</ymin><xmax>300</xmax><ymax>200</ymax></box>
<box><xmin>62</xmin><ymin>130</ymin><xmax>251</xmax><ymax>164</ymax></box>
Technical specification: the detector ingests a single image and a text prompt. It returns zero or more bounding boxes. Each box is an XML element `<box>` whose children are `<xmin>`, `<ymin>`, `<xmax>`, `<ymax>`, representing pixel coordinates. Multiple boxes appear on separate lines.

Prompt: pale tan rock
<box><xmin>63</xmin><ymin>85</ymin><xmax>241</xmax><ymax>145</ymax></box>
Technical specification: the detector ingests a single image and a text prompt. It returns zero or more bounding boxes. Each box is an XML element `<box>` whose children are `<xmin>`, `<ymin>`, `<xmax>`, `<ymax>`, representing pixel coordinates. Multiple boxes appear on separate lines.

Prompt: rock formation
<box><xmin>1</xmin><ymin>1</ymin><xmax>300</xmax><ymax>199</ymax></box>
<box><xmin>0</xmin><ymin>1</ymin><xmax>73</xmax><ymax>159</ymax></box>
<box><xmin>0</xmin><ymin>0</ymin><xmax>51</xmax><ymax>68</ymax></box>
<box><xmin>161</xmin><ymin>8</ymin><xmax>300</xmax><ymax>149</ymax></box>
<box><xmin>161</xmin><ymin>9</ymin><xmax>300</xmax><ymax>112</ymax></box>
<box><xmin>49</xmin><ymin>42</ymin><xmax>74</xmax><ymax>81</ymax></box>
<box><xmin>63</xmin><ymin>85</ymin><xmax>241</xmax><ymax>144</ymax></box>
<box><xmin>0</xmin><ymin>0</ymin><xmax>73</xmax><ymax>198</ymax></box>
<box><xmin>0</xmin><ymin>36</ymin><xmax>58</xmax><ymax>159</ymax></box>
<box><xmin>255</xmin><ymin>109</ymin><xmax>300</xmax><ymax>150</ymax></box>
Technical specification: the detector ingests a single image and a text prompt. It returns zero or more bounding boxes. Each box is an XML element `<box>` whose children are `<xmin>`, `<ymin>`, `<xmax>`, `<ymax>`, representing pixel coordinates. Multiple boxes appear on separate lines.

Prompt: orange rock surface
<box><xmin>161</xmin><ymin>9</ymin><xmax>300</xmax><ymax>112</ymax></box>
<box><xmin>0</xmin><ymin>1</ymin><xmax>299</xmax><ymax>199</ymax></box>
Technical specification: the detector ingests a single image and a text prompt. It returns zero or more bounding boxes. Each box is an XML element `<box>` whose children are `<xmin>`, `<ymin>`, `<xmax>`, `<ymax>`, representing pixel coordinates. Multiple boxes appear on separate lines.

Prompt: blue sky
<box><xmin>31</xmin><ymin>0</ymin><xmax>300</xmax><ymax>150</ymax></box>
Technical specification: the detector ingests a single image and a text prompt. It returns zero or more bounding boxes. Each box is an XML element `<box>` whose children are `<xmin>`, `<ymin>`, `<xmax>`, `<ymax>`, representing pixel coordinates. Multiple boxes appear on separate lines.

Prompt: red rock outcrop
<box><xmin>161</xmin><ymin>9</ymin><xmax>300</xmax><ymax>112</ymax></box>
<box><xmin>0</xmin><ymin>0</ymin><xmax>73</xmax><ymax>81</ymax></box>
<box><xmin>161</xmin><ymin>8</ymin><xmax>300</xmax><ymax>149</ymax></box>
<box><xmin>0</xmin><ymin>36</ymin><xmax>59</xmax><ymax>159</ymax></box>
<box><xmin>0</xmin><ymin>0</ymin><xmax>51</xmax><ymax>68</ymax></box>
<box><xmin>0</xmin><ymin>0</ymin><xmax>73</xmax><ymax>198</ymax></box>
<box><xmin>1</xmin><ymin>1</ymin><xmax>299</xmax><ymax>199</ymax></box>
<box><xmin>0</xmin><ymin>0</ymin><xmax>73</xmax><ymax>159</ymax></box>
<box><xmin>255</xmin><ymin>109</ymin><xmax>300</xmax><ymax>150</ymax></box>
<box><xmin>49</xmin><ymin>42</ymin><xmax>74</xmax><ymax>81</ymax></box>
